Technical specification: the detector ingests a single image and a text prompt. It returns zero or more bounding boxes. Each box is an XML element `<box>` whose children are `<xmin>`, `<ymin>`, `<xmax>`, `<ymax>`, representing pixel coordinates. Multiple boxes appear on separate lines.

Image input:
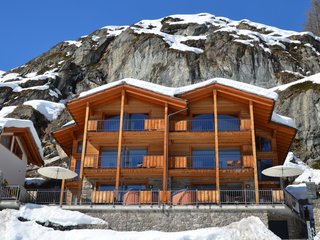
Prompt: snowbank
<box><xmin>0</xmin><ymin>118</ymin><xmax>43</xmax><ymax>157</ymax></box>
<box><xmin>0</xmin><ymin>206</ymin><xmax>279</xmax><ymax>240</ymax></box>
<box><xmin>18</xmin><ymin>204</ymin><xmax>105</xmax><ymax>226</ymax></box>
<box><xmin>284</xmin><ymin>152</ymin><xmax>320</xmax><ymax>185</ymax></box>
<box><xmin>23</xmin><ymin>100</ymin><xmax>65</xmax><ymax>121</ymax></box>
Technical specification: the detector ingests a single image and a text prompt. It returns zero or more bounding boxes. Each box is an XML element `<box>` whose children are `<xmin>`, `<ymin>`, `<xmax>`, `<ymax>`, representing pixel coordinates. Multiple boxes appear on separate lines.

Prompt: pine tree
<box><xmin>304</xmin><ymin>0</ymin><xmax>320</xmax><ymax>35</ymax></box>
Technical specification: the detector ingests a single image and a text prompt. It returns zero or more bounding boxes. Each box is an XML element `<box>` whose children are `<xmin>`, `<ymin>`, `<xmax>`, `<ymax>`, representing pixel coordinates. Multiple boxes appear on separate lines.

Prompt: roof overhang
<box><xmin>3</xmin><ymin>127</ymin><xmax>44</xmax><ymax>166</ymax></box>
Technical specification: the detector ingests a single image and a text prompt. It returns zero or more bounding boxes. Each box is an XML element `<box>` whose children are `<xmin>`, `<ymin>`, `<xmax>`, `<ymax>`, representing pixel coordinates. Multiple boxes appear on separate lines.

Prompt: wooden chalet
<box><xmin>53</xmin><ymin>78</ymin><xmax>296</xmax><ymax>205</ymax></box>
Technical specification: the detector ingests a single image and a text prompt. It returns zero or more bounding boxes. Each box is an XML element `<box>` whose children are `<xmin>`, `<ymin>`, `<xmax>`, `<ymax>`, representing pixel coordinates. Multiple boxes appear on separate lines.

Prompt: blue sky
<box><xmin>0</xmin><ymin>0</ymin><xmax>311</xmax><ymax>71</ymax></box>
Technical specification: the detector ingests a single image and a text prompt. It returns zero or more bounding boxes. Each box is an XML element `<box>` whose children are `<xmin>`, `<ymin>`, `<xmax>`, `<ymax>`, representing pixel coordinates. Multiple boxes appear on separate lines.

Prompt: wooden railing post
<box><xmin>115</xmin><ymin>90</ymin><xmax>125</xmax><ymax>199</ymax></box>
<box><xmin>249</xmin><ymin>101</ymin><xmax>259</xmax><ymax>203</ymax></box>
<box><xmin>162</xmin><ymin>103</ymin><xmax>169</xmax><ymax>202</ymax></box>
<box><xmin>79</xmin><ymin>103</ymin><xmax>90</xmax><ymax>197</ymax></box>
<box><xmin>213</xmin><ymin>90</ymin><xmax>220</xmax><ymax>203</ymax></box>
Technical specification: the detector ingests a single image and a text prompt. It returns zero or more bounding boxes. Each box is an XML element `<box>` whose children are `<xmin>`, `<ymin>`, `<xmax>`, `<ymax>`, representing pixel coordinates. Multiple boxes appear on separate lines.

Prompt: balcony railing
<box><xmin>84</xmin><ymin>154</ymin><xmax>164</xmax><ymax>168</ymax></box>
<box><xmin>24</xmin><ymin>189</ymin><xmax>285</xmax><ymax>206</ymax></box>
<box><xmin>169</xmin><ymin>155</ymin><xmax>249</xmax><ymax>169</ymax></box>
<box><xmin>87</xmin><ymin>118</ymin><xmax>250</xmax><ymax>132</ymax></box>
<box><xmin>88</xmin><ymin>119</ymin><xmax>164</xmax><ymax>132</ymax></box>
<box><xmin>0</xmin><ymin>185</ymin><xmax>28</xmax><ymax>202</ymax></box>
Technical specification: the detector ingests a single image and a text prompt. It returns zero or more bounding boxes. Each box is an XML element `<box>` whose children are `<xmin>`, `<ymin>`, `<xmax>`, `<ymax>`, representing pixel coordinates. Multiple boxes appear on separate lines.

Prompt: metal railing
<box><xmin>84</xmin><ymin>154</ymin><xmax>164</xmax><ymax>168</ymax></box>
<box><xmin>23</xmin><ymin>189</ymin><xmax>287</xmax><ymax>207</ymax></box>
<box><xmin>169</xmin><ymin>118</ymin><xmax>241</xmax><ymax>132</ymax></box>
<box><xmin>169</xmin><ymin>155</ymin><xmax>243</xmax><ymax>169</ymax></box>
<box><xmin>88</xmin><ymin>119</ymin><xmax>164</xmax><ymax>132</ymax></box>
<box><xmin>0</xmin><ymin>185</ymin><xmax>28</xmax><ymax>202</ymax></box>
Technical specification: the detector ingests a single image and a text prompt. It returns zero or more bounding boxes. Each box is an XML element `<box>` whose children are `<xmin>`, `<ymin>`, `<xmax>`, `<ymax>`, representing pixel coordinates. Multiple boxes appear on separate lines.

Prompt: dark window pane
<box><xmin>192</xmin><ymin>149</ymin><xmax>215</xmax><ymax>168</ymax></box>
<box><xmin>219</xmin><ymin>149</ymin><xmax>241</xmax><ymax>168</ymax></box>
<box><xmin>125</xmin><ymin>113</ymin><xmax>148</xmax><ymax>130</ymax></box>
<box><xmin>256</xmin><ymin>137</ymin><xmax>272</xmax><ymax>152</ymax></box>
<box><xmin>1</xmin><ymin>136</ymin><xmax>12</xmax><ymax>149</ymax></box>
<box><xmin>258</xmin><ymin>159</ymin><xmax>274</xmax><ymax>181</ymax></box>
<box><xmin>98</xmin><ymin>185</ymin><xmax>115</xmax><ymax>191</ymax></box>
<box><xmin>218</xmin><ymin>115</ymin><xmax>240</xmax><ymax>131</ymax></box>
<box><xmin>77</xmin><ymin>141</ymin><xmax>83</xmax><ymax>153</ymax></box>
<box><xmin>104</xmin><ymin>115</ymin><xmax>120</xmax><ymax>132</ymax></box>
<box><xmin>122</xmin><ymin>148</ymin><xmax>146</xmax><ymax>168</ymax></box>
<box><xmin>192</xmin><ymin>114</ymin><xmax>213</xmax><ymax>131</ymax></box>
<box><xmin>75</xmin><ymin>160</ymin><xmax>81</xmax><ymax>179</ymax></box>
<box><xmin>100</xmin><ymin>149</ymin><xmax>118</xmax><ymax>168</ymax></box>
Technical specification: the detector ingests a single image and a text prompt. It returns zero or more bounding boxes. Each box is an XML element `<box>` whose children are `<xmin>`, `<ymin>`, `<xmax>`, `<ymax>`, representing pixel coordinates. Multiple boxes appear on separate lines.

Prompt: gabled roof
<box><xmin>0</xmin><ymin>118</ymin><xmax>43</xmax><ymax>166</ymax></box>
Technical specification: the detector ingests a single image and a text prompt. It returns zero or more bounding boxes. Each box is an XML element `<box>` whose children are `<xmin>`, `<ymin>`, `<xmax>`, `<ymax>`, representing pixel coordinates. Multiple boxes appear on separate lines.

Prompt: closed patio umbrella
<box><xmin>37</xmin><ymin>166</ymin><xmax>78</xmax><ymax>206</ymax></box>
<box><xmin>262</xmin><ymin>165</ymin><xmax>303</xmax><ymax>189</ymax></box>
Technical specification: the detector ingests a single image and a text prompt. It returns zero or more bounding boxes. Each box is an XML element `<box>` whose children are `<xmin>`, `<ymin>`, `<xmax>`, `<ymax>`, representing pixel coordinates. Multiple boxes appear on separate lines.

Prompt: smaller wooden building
<box><xmin>0</xmin><ymin>118</ymin><xmax>43</xmax><ymax>185</ymax></box>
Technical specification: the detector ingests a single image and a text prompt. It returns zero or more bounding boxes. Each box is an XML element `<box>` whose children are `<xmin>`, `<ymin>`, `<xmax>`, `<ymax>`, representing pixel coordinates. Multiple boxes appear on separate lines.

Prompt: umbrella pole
<box><xmin>59</xmin><ymin>179</ymin><xmax>65</xmax><ymax>207</ymax></box>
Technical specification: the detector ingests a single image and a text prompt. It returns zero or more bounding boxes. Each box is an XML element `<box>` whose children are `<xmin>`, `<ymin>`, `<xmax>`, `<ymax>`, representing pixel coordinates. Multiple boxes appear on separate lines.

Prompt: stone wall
<box><xmin>78</xmin><ymin>206</ymin><xmax>306</xmax><ymax>239</ymax></box>
<box><xmin>83</xmin><ymin>207</ymin><xmax>269</xmax><ymax>231</ymax></box>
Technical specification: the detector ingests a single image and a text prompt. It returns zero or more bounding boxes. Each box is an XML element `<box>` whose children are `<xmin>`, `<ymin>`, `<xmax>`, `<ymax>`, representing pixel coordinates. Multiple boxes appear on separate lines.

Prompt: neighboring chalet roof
<box><xmin>54</xmin><ymin>78</ymin><xmax>296</xmax><ymax>162</ymax></box>
<box><xmin>0</xmin><ymin>118</ymin><xmax>43</xmax><ymax>166</ymax></box>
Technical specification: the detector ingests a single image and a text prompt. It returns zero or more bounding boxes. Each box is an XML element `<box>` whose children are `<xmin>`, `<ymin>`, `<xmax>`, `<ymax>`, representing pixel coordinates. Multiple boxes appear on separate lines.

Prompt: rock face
<box><xmin>1</xmin><ymin>13</ymin><xmax>320</xmax><ymax>162</ymax></box>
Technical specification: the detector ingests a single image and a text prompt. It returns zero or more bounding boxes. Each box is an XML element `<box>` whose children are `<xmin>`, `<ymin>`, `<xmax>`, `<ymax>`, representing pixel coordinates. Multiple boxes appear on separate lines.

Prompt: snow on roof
<box><xmin>271</xmin><ymin>112</ymin><xmax>296</xmax><ymax>129</ymax></box>
<box><xmin>270</xmin><ymin>73</ymin><xmax>320</xmax><ymax>92</ymax></box>
<box><xmin>77</xmin><ymin>78</ymin><xmax>298</xmax><ymax>128</ymax></box>
<box><xmin>61</xmin><ymin>120</ymin><xmax>75</xmax><ymax>128</ymax></box>
<box><xmin>0</xmin><ymin>117</ymin><xmax>43</xmax><ymax>157</ymax></box>
<box><xmin>23</xmin><ymin>100</ymin><xmax>65</xmax><ymax>121</ymax></box>
<box><xmin>0</xmin><ymin>207</ymin><xmax>280</xmax><ymax>240</ymax></box>
<box><xmin>79</xmin><ymin>77</ymin><xmax>278</xmax><ymax>100</ymax></box>
<box><xmin>0</xmin><ymin>106</ymin><xmax>17</xmax><ymax>118</ymax></box>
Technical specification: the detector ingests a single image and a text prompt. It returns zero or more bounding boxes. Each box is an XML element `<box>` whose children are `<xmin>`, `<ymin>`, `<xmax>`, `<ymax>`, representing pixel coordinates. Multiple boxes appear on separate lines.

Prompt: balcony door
<box><xmin>100</xmin><ymin>148</ymin><xmax>117</xmax><ymax>168</ymax></box>
<box><xmin>124</xmin><ymin>113</ymin><xmax>149</xmax><ymax>131</ymax></box>
<box><xmin>192</xmin><ymin>114</ymin><xmax>214</xmax><ymax>131</ymax></box>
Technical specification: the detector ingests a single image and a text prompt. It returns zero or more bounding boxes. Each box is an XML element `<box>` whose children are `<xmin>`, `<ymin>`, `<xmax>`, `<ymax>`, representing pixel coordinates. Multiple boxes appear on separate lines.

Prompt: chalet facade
<box><xmin>0</xmin><ymin>118</ymin><xmax>43</xmax><ymax>185</ymax></box>
<box><xmin>53</xmin><ymin>78</ymin><xmax>296</xmax><ymax>205</ymax></box>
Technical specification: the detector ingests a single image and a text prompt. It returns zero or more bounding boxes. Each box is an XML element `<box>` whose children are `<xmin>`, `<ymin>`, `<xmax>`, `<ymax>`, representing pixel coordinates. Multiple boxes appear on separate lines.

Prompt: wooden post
<box><xmin>115</xmin><ymin>90</ymin><xmax>125</xmax><ymax>198</ymax></box>
<box><xmin>249</xmin><ymin>101</ymin><xmax>259</xmax><ymax>203</ymax></box>
<box><xmin>162</xmin><ymin>103</ymin><xmax>169</xmax><ymax>202</ymax></box>
<box><xmin>79</xmin><ymin>103</ymin><xmax>90</xmax><ymax>186</ymax></box>
<box><xmin>59</xmin><ymin>179</ymin><xmax>65</xmax><ymax>207</ymax></box>
<box><xmin>213</xmin><ymin>90</ymin><xmax>220</xmax><ymax>203</ymax></box>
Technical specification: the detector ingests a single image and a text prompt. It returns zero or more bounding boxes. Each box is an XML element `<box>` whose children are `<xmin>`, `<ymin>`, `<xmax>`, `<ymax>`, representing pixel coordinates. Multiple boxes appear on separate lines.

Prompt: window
<box><xmin>75</xmin><ymin>160</ymin><xmax>81</xmax><ymax>179</ymax></box>
<box><xmin>0</xmin><ymin>135</ymin><xmax>12</xmax><ymax>149</ymax></box>
<box><xmin>256</xmin><ymin>136</ymin><xmax>272</xmax><ymax>152</ymax></box>
<box><xmin>98</xmin><ymin>185</ymin><xmax>115</xmax><ymax>191</ymax></box>
<box><xmin>257</xmin><ymin>159</ymin><xmax>274</xmax><ymax>181</ymax></box>
<box><xmin>218</xmin><ymin>115</ymin><xmax>240</xmax><ymax>131</ymax></box>
<box><xmin>77</xmin><ymin>141</ymin><xmax>83</xmax><ymax>154</ymax></box>
<box><xmin>121</xmin><ymin>148</ymin><xmax>147</xmax><ymax>168</ymax></box>
<box><xmin>100</xmin><ymin>148</ymin><xmax>118</xmax><ymax>168</ymax></box>
<box><xmin>103</xmin><ymin>113</ymin><xmax>149</xmax><ymax>131</ymax></box>
<box><xmin>104</xmin><ymin>115</ymin><xmax>120</xmax><ymax>132</ymax></box>
<box><xmin>13</xmin><ymin>140</ymin><xmax>23</xmax><ymax>159</ymax></box>
<box><xmin>192</xmin><ymin>149</ymin><xmax>215</xmax><ymax>169</ymax></box>
<box><xmin>192</xmin><ymin>114</ymin><xmax>213</xmax><ymax>131</ymax></box>
<box><xmin>219</xmin><ymin>148</ymin><xmax>241</xmax><ymax>168</ymax></box>
<box><xmin>124</xmin><ymin>113</ymin><xmax>148</xmax><ymax>131</ymax></box>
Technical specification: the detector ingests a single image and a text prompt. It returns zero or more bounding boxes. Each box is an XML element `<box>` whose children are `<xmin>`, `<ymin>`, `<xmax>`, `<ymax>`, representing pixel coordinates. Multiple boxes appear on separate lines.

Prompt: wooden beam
<box><xmin>213</xmin><ymin>90</ymin><xmax>220</xmax><ymax>203</ymax></box>
<box><xmin>163</xmin><ymin>103</ymin><xmax>168</xmax><ymax>201</ymax></box>
<box><xmin>115</xmin><ymin>90</ymin><xmax>125</xmax><ymax>197</ymax></box>
<box><xmin>249</xmin><ymin>101</ymin><xmax>259</xmax><ymax>203</ymax></box>
<box><xmin>59</xmin><ymin>179</ymin><xmax>65</xmax><ymax>206</ymax></box>
<box><xmin>79</xmin><ymin>103</ymin><xmax>90</xmax><ymax>186</ymax></box>
<box><xmin>272</xmin><ymin>130</ymin><xmax>279</xmax><ymax>165</ymax></box>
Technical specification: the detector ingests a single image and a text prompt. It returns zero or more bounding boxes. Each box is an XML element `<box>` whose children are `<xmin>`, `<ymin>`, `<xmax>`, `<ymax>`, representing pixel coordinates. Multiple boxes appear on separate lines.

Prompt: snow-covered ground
<box><xmin>0</xmin><ymin>204</ymin><xmax>280</xmax><ymax>240</ymax></box>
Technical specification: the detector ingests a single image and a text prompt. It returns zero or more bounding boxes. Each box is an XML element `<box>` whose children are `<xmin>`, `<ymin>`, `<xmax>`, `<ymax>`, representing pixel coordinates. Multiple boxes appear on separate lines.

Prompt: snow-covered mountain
<box><xmin>0</xmin><ymin>13</ymin><xmax>320</xmax><ymax>163</ymax></box>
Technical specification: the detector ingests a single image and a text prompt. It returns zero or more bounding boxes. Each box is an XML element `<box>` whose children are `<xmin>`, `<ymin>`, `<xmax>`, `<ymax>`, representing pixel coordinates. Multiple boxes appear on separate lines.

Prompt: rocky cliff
<box><xmin>0</xmin><ymin>13</ymin><xmax>320</xmax><ymax>164</ymax></box>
